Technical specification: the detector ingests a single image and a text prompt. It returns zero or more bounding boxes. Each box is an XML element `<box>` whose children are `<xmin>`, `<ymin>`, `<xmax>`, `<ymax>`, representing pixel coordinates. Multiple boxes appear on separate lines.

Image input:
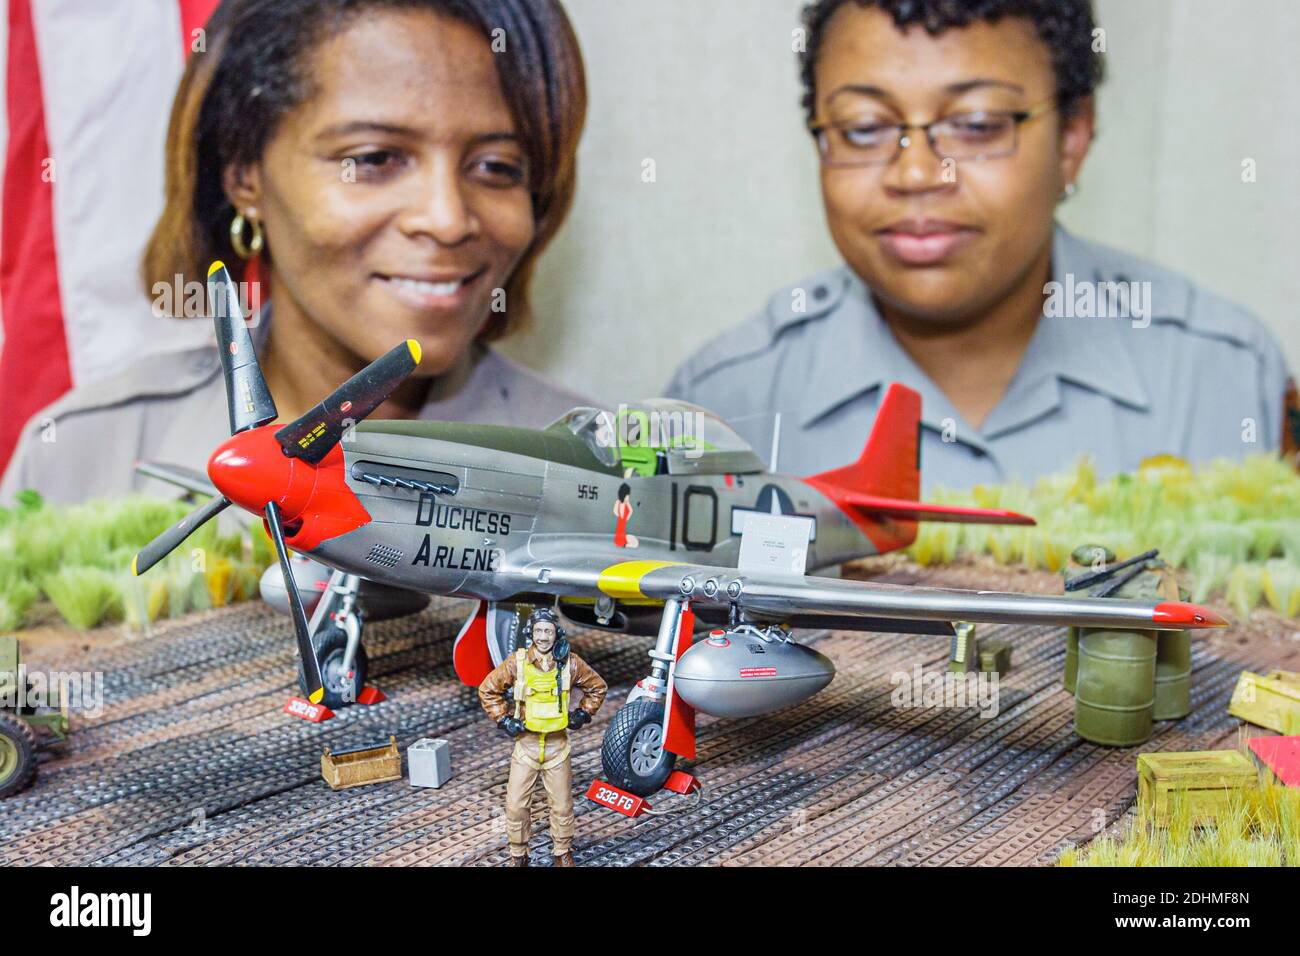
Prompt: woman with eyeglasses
<box><xmin>666</xmin><ymin>0</ymin><xmax>1295</xmax><ymax>492</ymax></box>
<box><xmin>2</xmin><ymin>0</ymin><xmax>590</xmax><ymax>505</ymax></box>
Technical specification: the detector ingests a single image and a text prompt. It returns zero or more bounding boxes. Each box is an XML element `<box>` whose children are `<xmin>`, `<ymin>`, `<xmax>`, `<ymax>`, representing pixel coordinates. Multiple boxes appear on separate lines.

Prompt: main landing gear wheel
<box><xmin>298</xmin><ymin>626</ymin><xmax>368</xmax><ymax>710</ymax></box>
<box><xmin>0</xmin><ymin>713</ymin><xmax>36</xmax><ymax>799</ymax></box>
<box><xmin>600</xmin><ymin>699</ymin><xmax>676</xmax><ymax>797</ymax></box>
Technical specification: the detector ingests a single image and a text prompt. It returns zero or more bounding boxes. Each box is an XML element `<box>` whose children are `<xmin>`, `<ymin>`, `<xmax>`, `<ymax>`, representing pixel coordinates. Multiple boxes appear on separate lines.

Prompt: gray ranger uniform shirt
<box><xmin>666</xmin><ymin>226</ymin><xmax>1292</xmax><ymax>495</ymax></box>
<box><xmin>1</xmin><ymin>307</ymin><xmax>591</xmax><ymax>506</ymax></box>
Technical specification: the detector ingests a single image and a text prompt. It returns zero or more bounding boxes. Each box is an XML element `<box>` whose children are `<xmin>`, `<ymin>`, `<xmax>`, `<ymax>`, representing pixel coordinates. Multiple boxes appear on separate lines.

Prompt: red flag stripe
<box><xmin>178</xmin><ymin>0</ymin><xmax>221</xmax><ymax>55</ymax></box>
<box><xmin>0</xmin><ymin>0</ymin><xmax>72</xmax><ymax>478</ymax></box>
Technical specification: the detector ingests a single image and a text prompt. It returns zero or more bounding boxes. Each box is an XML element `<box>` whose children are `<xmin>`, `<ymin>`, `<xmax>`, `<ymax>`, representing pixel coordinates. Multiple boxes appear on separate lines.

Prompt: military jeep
<box><xmin>0</xmin><ymin>635</ymin><xmax>69</xmax><ymax>798</ymax></box>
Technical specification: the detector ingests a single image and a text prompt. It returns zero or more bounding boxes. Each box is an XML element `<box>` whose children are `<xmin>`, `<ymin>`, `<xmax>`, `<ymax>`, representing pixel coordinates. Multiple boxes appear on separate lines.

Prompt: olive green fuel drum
<box><xmin>1063</xmin><ymin>550</ymin><xmax>1192</xmax><ymax>742</ymax></box>
<box><xmin>1154</xmin><ymin>629</ymin><xmax>1192</xmax><ymax>720</ymax></box>
<box><xmin>1074</xmin><ymin>628</ymin><xmax>1157</xmax><ymax>746</ymax></box>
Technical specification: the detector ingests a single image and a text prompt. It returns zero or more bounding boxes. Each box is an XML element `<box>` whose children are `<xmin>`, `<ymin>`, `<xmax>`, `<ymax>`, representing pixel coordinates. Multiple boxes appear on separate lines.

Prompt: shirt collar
<box><xmin>526</xmin><ymin>645</ymin><xmax>558</xmax><ymax>670</ymax></box>
<box><xmin>988</xmin><ymin>226</ymin><xmax>1151</xmax><ymax>435</ymax></box>
<box><xmin>799</xmin><ymin>225</ymin><xmax>1152</xmax><ymax>444</ymax></box>
<box><xmin>797</xmin><ymin>269</ymin><xmax>985</xmax><ymax>448</ymax></box>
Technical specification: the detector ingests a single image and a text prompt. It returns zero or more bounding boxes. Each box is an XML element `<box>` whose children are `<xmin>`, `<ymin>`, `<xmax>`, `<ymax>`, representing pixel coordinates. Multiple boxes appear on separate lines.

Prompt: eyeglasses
<box><xmin>808</xmin><ymin>99</ymin><xmax>1057</xmax><ymax>168</ymax></box>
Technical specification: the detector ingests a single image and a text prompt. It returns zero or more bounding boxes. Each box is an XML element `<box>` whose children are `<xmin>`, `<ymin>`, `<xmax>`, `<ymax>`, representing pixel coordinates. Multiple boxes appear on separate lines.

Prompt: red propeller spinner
<box><xmin>207</xmin><ymin>424</ymin><xmax>370</xmax><ymax>553</ymax></box>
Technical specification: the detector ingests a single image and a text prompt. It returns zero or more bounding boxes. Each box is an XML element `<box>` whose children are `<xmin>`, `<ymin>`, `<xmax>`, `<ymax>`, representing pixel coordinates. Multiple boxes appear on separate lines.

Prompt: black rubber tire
<box><xmin>600</xmin><ymin>698</ymin><xmax>676</xmax><ymax>797</ymax></box>
<box><xmin>0</xmin><ymin>713</ymin><xmax>36</xmax><ymax>799</ymax></box>
<box><xmin>298</xmin><ymin>625</ymin><xmax>368</xmax><ymax>710</ymax></box>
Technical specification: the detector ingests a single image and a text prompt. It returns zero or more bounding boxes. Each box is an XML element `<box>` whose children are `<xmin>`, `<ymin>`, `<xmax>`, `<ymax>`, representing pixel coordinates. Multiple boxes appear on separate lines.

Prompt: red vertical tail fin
<box><xmin>803</xmin><ymin>383</ymin><xmax>1033</xmax><ymax>554</ymax></box>
<box><xmin>803</xmin><ymin>384</ymin><xmax>921</xmax><ymax>553</ymax></box>
<box><xmin>809</xmin><ymin>383</ymin><xmax>921</xmax><ymax>500</ymax></box>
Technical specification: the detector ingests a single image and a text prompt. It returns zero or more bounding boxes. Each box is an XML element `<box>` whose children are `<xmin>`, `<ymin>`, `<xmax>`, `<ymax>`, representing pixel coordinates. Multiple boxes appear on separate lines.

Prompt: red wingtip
<box><xmin>1153</xmin><ymin>601</ymin><xmax>1229</xmax><ymax>629</ymax></box>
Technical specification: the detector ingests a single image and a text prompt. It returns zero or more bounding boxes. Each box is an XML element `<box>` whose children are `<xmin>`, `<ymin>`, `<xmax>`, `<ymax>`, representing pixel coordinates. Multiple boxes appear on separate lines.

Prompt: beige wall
<box><xmin>504</xmin><ymin>0</ymin><xmax>1300</xmax><ymax>405</ymax></box>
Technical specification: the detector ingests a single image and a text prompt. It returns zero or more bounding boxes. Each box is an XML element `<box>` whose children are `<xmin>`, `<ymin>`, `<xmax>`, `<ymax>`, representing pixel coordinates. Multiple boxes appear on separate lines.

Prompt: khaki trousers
<box><xmin>505</xmin><ymin>730</ymin><xmax>575</xmax><ymax>858</ymax></box>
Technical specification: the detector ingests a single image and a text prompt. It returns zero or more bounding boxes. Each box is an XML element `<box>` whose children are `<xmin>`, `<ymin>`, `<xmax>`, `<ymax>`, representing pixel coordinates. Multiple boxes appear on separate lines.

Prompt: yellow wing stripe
<box><xmin>597</xmin><ymin>560</ymin><xmax>682</xmax><ymax>600</ymax></box>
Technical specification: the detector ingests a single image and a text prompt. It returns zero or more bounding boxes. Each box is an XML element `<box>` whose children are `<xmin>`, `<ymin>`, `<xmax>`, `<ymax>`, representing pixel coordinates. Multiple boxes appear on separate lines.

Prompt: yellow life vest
<box><xmin>513</xmin><ymin>649</ymin><xmax>571</xmax><ymax>734</ymax></box>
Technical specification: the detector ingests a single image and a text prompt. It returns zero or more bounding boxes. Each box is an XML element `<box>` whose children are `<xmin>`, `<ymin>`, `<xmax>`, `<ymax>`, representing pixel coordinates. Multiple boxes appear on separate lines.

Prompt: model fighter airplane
<box><xmin>133</xmin><ymin>263</ymin><xmax>1228</xmax><ymax>796</ymax></box>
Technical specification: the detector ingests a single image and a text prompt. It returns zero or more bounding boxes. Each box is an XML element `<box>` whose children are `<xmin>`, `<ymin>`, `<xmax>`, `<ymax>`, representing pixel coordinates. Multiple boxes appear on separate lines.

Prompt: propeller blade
<box><xmin>132</xmin><ymin>495</ymin><xmax>232</xmax><ymax>576</ymax></box>
<box><xmin>210</xmin><ymin>261</ymin><xmax>277</xmax><ymax>435</ymax></box>
<box><xmin>264</xmin><ymin>499</ymin><xmax>325</xmax><ymax>703</ymax></box>
<box><xmin>274</xmin><ymin>339</ymin><xmax>422</xmax><ymax>465</ymax></box>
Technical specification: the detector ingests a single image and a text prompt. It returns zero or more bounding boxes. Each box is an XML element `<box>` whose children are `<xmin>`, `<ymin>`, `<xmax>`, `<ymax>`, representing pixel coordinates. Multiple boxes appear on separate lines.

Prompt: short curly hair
<box><xmin>798</xmin><ymin>0</ymin><xmax>1104</xmax><ymax>122</ymax></box>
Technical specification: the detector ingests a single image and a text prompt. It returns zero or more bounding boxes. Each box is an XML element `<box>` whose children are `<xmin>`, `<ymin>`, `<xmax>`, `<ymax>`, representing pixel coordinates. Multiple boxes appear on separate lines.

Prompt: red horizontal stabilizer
<box><xmin>824</xmin><ymin>489</ymin><xmax>1036</xmax><ymax>526</ymax></box>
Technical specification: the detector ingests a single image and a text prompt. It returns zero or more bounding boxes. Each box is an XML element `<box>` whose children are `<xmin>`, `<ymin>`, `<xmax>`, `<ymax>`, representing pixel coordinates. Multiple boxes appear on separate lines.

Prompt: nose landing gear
<box><xmin>598</xmin><ymin>597</ymin><xmax>696</xmax><ymax>798</ymax></box>
<box><xmin>293</xmin><ymin>570</ymin><xmax>380</xmax><ymax>712</ymax></box>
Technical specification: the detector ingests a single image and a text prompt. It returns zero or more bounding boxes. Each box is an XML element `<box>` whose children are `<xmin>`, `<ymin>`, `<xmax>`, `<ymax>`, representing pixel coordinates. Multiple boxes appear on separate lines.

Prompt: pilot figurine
<box><xmin>478</xmin><ymin>607</ymin><xmax>607</xmax><ymax>867</ymax></box>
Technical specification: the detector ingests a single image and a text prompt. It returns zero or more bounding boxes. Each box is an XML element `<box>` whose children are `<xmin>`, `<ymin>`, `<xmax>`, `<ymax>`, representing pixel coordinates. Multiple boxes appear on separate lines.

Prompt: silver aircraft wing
<box><xmin>510</xmin><ymin>553</ymin><xmax>1227</xmax><ymax>632</ymax></box>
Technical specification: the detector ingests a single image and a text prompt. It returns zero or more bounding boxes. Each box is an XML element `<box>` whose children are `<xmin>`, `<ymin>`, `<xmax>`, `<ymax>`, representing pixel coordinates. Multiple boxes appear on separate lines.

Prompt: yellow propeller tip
<box><xmin>131</xmin><ymin>554</ymin><xmax>139</xmax><ymax>576</ymax></box>
<box><xmin>208</xmin><ymin>260</ymin><xmax>226</xmax><ymax>277</ymax></box>
<box><xmin>308</xmin><ymin>688</ymin><xmax>325</xmax><ymax>705</ymax></box>
<box><xmin>407</xmin><ymin>339</ymin><xmax>422</xmax><ymax>365</ymax></box>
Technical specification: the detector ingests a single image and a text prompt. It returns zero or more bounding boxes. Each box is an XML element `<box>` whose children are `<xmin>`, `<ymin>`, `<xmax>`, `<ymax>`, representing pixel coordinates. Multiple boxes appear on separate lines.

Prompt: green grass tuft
<box><xmin>41</xmin><ymin>566</ymin><xmax>124</xmax><ymax>630</ymax></box>
<box><xmin>2</xmin><ymin>493</ymin><xmax>274</xmax><ymax>631</ymax></box>
<box><xmin>1059</xmin><ymin>782</ymin><xmax>1300</xmax><ymax>867</ymax></box>
<box><xmin>910</xmin><ymin>455</ymin><xmax>1300</xmax><ymax>617</ymax></box>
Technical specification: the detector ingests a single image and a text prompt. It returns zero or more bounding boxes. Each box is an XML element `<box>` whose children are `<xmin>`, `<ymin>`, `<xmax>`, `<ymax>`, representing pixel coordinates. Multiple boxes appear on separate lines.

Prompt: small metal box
<box><xmin>408</xmin><ymin>737</ymin><xmax>452</xmax><ymax>788</ymax></box>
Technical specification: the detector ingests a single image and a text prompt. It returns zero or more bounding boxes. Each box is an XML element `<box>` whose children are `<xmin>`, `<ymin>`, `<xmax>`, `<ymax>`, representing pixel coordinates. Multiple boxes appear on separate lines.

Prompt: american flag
<box><xmin>0</xmin><ymin>0</ymin><xmax>221</xmax><ymax>475</ymax></box>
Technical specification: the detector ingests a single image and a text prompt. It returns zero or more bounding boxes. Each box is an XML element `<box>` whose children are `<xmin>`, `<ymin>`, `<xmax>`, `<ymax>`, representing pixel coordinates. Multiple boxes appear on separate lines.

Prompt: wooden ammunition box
<box><xmin>1228</xmin><ymin>671</ymin><xmax>1300</xmax><ymax>735</ymax></box>
<box><xmin>321</xmin><ymin>736</ymin><xmax>402</xmax><ymax>791</ymax></box>
<box><xmin>1137</xmin><ymin>750</ymin><xmax>1259</xmax><ymax>827</ymax></box>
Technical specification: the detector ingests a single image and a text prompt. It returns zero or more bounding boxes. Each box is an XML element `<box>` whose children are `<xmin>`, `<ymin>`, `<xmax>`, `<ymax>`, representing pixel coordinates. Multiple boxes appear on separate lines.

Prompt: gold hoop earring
<box><xmin>230</xmin><ymin>212</ymin><xmax>264</xmax><ymax>259</ymax></box>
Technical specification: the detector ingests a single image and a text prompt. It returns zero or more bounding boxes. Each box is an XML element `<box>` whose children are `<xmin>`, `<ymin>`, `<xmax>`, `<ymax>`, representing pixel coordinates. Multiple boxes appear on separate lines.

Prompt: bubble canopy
<box><xmin>547</xmin><ymin>399</ymin><xmax>768</xmax><ymax>476</ymax></box>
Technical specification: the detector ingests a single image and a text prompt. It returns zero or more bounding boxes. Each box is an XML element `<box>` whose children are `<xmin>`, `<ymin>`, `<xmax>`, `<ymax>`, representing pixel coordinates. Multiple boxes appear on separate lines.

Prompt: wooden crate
<box><xmin>1137</xmin><ymin>750</ymin><xmax>1259</xmax><ymax>827</ymax></box>
<box><xmin>1228</xmin><ymin>671</ymin><xmax>1300</xmax><ymax>735</ymax></box>
<box><xmin>321</xmin><ymin>737</ymin><xmax>402</xmax><ymax>791</ymax></box>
